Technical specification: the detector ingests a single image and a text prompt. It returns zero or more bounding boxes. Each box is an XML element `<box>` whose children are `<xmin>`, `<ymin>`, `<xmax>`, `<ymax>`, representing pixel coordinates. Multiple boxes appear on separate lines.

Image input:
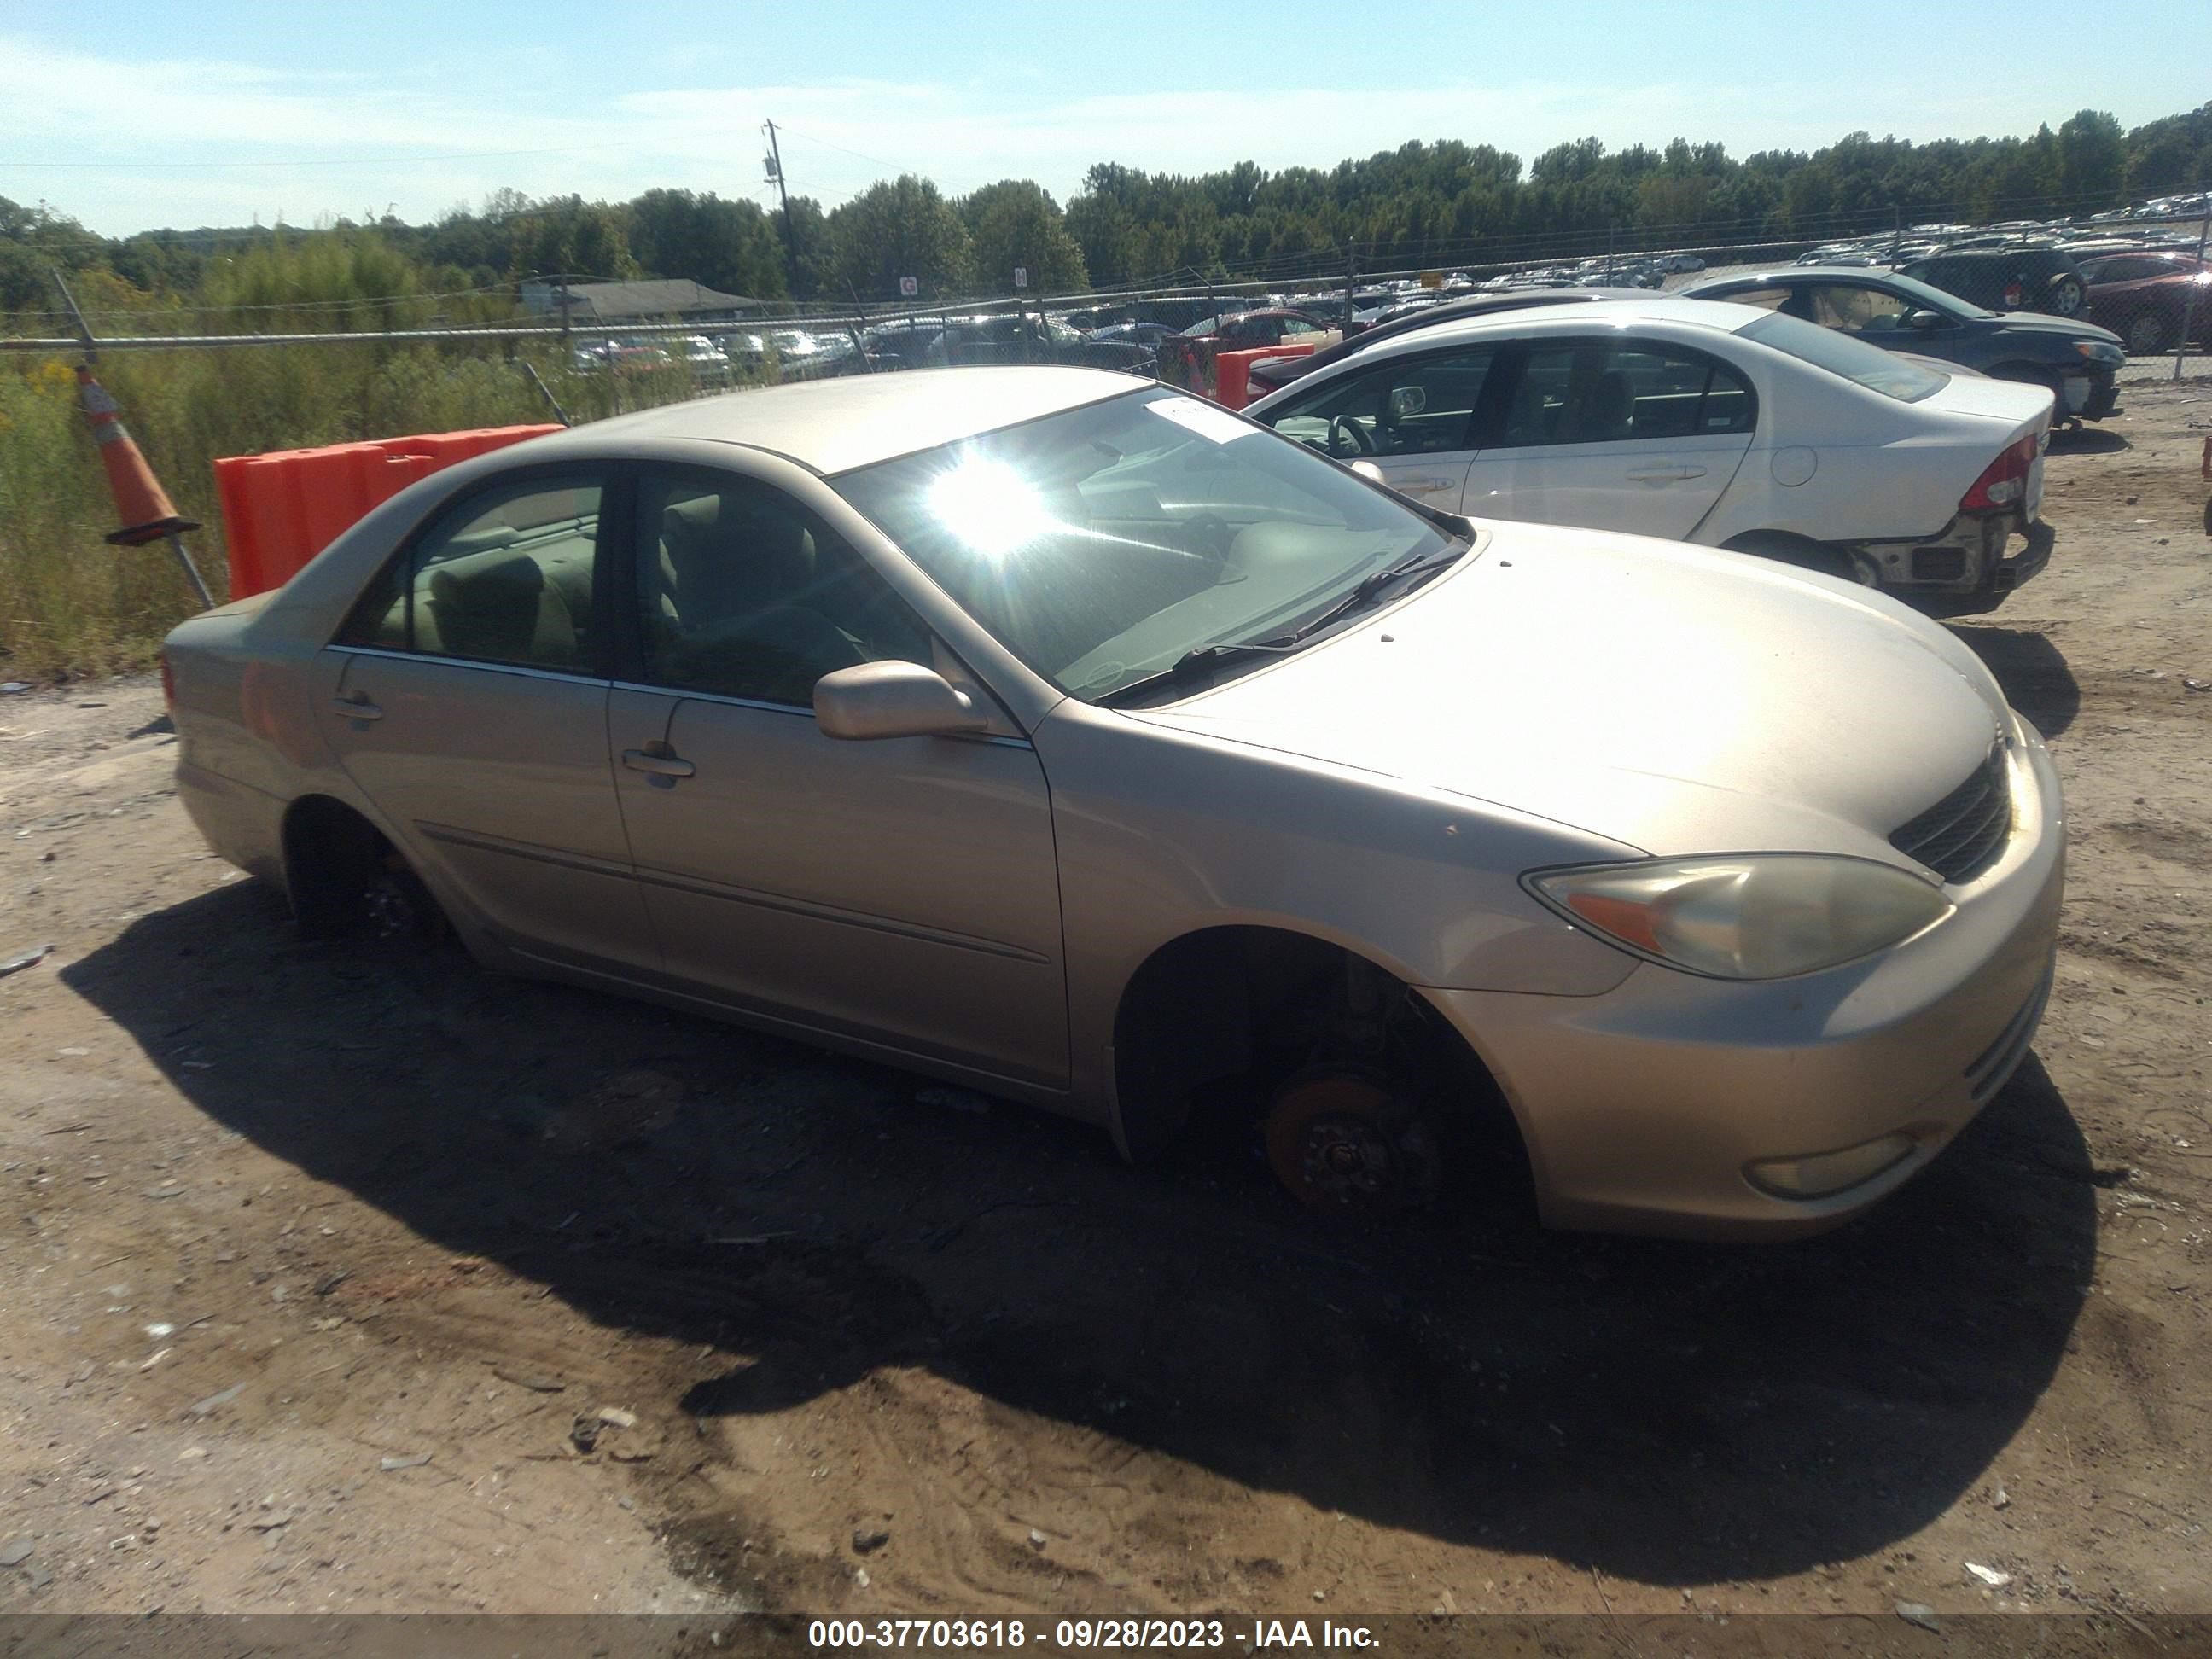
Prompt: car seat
<box><xmin>1578</xmin><ymin>370</ymin><xmax>1637</xmax><ymax>441</ymax></box>
<box><xmin>416</xmin><ymin>550</ymin><xmax>578</xmax><ymax>666</ymax></box>
<box><xmin>656</xmin><ymin>493</ymin><xmax>865</xmax><ymax>703</ymax></box>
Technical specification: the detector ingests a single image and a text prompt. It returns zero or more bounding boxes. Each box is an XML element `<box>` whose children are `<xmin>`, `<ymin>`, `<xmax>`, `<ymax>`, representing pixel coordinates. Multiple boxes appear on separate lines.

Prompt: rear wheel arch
<box><xmin>280</xmin><ymin>794</ymin><xmax>443</xmax><ymax>940</ymax></box>
<box><xmin>1722</xmin><ymin>529</ymin><xmax>1872</xmax><ymax>585</ymax></box>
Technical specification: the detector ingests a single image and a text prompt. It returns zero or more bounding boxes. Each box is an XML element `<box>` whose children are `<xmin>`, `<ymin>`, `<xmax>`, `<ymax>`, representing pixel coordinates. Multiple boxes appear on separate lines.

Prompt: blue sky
<box><xmin>4</xmin><ymin>0</ymin><xmax>2205</xmax><ymax>235</ymax></box>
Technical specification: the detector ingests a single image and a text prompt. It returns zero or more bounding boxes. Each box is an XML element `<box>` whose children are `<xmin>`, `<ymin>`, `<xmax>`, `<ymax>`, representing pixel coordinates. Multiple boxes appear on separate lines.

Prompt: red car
<box><xmin>2075</xmin><ymin>249</ymin><xmax>2212</xmax><ymax>355</ymax></box>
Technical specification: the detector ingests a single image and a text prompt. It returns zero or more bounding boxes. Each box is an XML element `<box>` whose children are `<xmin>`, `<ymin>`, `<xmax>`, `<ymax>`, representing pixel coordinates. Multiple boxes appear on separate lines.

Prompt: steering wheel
<box><xmin>1328</xmin><ymin>414</ymin><xmax>1377</xmax><ymax>457</ymax></box>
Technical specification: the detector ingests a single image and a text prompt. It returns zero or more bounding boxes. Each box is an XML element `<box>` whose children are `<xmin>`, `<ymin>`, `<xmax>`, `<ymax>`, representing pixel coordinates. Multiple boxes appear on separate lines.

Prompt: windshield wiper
<box><xmin>1094</xmin><ymin>638</ymin><xmax>1301</xmax><ymax>707</ymax></box>
<box><xmin>1269</xmin><ymin>543</ymin><xmax>1468</xmax><ymax>646</ymax></box>
<box><xmin>1095</xmin><ymin>543</ymin><xmax>1468</xmax><ymax>709</ymax></box>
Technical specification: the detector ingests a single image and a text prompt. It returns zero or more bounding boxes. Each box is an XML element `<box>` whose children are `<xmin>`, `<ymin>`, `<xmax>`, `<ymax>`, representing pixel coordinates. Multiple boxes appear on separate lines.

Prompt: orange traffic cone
<box><xmin>75</xmin><ymin>365</ymin><xmax>199</xmax><ymax>546</ymax></box>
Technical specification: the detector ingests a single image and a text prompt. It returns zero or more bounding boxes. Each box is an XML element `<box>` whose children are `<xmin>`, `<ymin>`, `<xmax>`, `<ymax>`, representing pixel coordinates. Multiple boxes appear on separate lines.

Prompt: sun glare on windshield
<box><xmin>927</xmin><ymin>458</ymin><xmax>1057</xmax><ymax>557</ymax></box>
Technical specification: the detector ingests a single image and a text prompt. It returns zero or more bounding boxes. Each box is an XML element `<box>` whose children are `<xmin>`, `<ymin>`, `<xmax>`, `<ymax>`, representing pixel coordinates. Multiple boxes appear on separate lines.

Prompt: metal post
<box><xmin>163</xmin><ymin>532</ymin><xmax>216</xmax><ymax>610</ymax></box>
<box><xmin>522</xmin><ymin>359</ymin><xmax>572</xmax><ymax>426</ymax></box>
<box><xmin>2174</xmin><ymin>200</ymin><xmax>2209</xmax><ymax>382</ymax></box>
<box><xmin>764</xmin><ymin>120</ymin><xmax>801</xmax><ymax>300</ymax></box>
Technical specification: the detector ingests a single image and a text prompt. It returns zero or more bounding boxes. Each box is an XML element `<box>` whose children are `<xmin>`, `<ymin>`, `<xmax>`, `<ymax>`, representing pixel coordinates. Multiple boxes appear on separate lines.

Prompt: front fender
<box><xmin>1033</xmin><ymin>700</ymin><xmax>1639</xmax><ymax>1113</ymax></box>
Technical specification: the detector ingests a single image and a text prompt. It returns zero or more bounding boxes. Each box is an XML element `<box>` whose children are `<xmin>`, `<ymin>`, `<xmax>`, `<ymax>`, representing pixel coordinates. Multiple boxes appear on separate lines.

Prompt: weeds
<box><xmin>0</xmin><ymin>343</ymin><xmax>717</xmax><ymax>682</ymax></box>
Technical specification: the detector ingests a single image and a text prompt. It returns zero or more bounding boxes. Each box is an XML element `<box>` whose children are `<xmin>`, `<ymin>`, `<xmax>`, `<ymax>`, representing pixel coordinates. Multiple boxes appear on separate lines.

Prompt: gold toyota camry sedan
<box><xmin>165</xmin><ymin>367</ymin><xmax>2063</xmax><ymax>1237</ymax></box>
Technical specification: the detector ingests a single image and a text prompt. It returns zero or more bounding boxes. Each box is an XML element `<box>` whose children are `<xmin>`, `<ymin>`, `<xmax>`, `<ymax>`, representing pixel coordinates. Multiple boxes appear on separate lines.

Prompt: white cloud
<box><xmin>0</xmin><ymin>32</ymin><xmax>2154</xmax><ymax>236</ymax></box>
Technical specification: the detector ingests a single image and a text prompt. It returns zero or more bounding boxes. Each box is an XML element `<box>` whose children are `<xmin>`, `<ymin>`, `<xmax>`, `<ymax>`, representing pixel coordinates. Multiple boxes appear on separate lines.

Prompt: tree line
<box><xmin>4</xmin><ymin>100</ymin><xmax>2207</xmax><ymax>321</ymax></box>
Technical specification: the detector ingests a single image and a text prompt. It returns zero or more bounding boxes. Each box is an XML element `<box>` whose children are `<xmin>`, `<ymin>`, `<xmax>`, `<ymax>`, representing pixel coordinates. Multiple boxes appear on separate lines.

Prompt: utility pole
<box><xmin>764</xmin><ymin>120</ymin><xmax>801</xmax><ymax>302</ymax></box>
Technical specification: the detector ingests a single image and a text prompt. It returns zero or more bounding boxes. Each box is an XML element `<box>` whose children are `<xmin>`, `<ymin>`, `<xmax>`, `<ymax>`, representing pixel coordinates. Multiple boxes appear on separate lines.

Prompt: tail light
<box><xmin>159</xmin><ymin>652</ymin><xmax>176</xmax><ymax>712</ymax></box>
<box><xmin>1961</xmin><ymin>433</ymin><xmax>2040</xmax><ymax>512</ymax></box>
<box><xmin>2001</xmin><ymin>280</ymin><xmax>2023</xmax><ymax>308</ymax></box>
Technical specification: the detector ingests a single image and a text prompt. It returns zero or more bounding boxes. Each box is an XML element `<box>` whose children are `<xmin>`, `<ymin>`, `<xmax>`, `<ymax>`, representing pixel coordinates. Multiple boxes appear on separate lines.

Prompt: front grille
<box><xmin>1890</xmin><ymin>742</ymin><xmax>2011</xmax><ymax>883</ymax></box>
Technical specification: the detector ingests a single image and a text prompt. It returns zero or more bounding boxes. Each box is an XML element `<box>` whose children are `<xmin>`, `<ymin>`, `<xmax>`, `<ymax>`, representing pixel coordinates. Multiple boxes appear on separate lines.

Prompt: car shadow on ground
<box><xmin>1952</xmin><ymin>624</ymin><xmax>2081</xmax><ymax>738</ymax></box>
<box><xmin>64</xmin><ymin>887</ymin><xmax>2097</xmax><ymax>1588</ymax></box>
<box><xmin>2047</xmin><ymin>427</ymin><xmax>2128</xmax><ymax>457</ymax></box>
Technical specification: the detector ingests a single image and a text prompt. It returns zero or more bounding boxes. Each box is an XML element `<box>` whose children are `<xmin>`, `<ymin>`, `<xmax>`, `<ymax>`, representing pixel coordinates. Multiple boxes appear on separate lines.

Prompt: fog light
<box><xmin>1746</xmin><ymin>1133</ymin><xmax>1916</xmax><ymax>1198</ymax></box>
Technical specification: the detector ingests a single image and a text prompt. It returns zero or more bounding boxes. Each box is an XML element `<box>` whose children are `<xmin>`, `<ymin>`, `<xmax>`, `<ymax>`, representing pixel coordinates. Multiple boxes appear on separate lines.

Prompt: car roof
<box><xmin>530</xmin><ymin>365</ymin><xmax>1141</xmax><ymax>476</ymax></box>
<box><xmin>1693</xmin><ymin>266</ymin><xmax>1909</xmax><ymax>287</ymax></box>
<box><xmin>1252</xmin><ymin>287</ymin><xmax>1656</xmax><ymax>384</ymax></box>
<box><xmin>1323</xmin><ymin>296</ymin><xmax>1772</xmax><ymax>362</ymax></box>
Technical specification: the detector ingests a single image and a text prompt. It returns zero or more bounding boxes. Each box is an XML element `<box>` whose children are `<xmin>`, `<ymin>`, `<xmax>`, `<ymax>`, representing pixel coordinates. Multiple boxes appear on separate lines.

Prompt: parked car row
<box><xmin>571</xmin><ymin>329</ymin><xmax>868</xmax><ymax>385</ymax></box>
<box><xmin>1778</xmin><ymin>213</ymin><xmax>2209</xmax><ymax>353</ymax></box>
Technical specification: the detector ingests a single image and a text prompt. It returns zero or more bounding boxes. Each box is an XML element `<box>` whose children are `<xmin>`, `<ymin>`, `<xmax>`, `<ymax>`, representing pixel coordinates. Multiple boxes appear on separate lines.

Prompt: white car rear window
<box><xmin>1739</xmin><ymin>311</ymin><xmax>1948</xmax><ymax>402</ymax></box>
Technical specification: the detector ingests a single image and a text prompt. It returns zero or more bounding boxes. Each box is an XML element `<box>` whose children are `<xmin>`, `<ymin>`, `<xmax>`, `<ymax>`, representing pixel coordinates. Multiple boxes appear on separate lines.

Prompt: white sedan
<box><xmin>1244</xmin><ymin>297</ymin><xmax>2054</xmax><ymax>611</ymax></box>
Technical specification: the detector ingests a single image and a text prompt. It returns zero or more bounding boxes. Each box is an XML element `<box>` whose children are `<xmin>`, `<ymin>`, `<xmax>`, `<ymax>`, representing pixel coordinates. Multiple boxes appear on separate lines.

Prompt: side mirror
<box><xmin>1388</xmin><ymin>386</ymin><xmax>1428</xmax><ymax>420</ymax></box>
<box><xmin>1348</xmin><ymin>460</ymin><xmax>1386</xmax><ymax>485</ymax></box>
<box><xmin>813</xmin><ymin>661</ymin><xmax>988</xmax><ymax>741</ymax></box>
<box><xmin>1906</xmin><ymin>309</ymin><xmax>1942</xmax><ymax>330</ymax></box>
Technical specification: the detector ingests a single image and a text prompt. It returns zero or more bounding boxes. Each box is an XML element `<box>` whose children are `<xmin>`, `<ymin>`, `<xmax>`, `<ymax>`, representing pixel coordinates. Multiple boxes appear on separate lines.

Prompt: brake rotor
<box><xmin>1263</xmin><ymin>1074</ymin><xmax>1440</xmax><ymax>1218</ymax></box>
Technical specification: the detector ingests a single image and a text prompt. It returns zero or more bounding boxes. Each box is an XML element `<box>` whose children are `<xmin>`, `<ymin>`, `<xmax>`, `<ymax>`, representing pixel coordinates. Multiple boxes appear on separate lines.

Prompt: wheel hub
<box><xmin>1264</xmin><ymin>1074</ymin><xmax>1439</xmax><ymax>1217</ymax></box>
<box><xmin>363</xmin><ymin>874</ymin><xmax>418</xmax><ymax>939</ymax></box>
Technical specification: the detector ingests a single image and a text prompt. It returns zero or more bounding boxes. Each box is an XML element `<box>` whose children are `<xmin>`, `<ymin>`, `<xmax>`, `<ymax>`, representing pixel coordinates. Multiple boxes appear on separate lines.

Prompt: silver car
<box><xmin>165</xmin><ymin>368</ymin><xmax>2064</xmax><ymax>1238</ymax></box>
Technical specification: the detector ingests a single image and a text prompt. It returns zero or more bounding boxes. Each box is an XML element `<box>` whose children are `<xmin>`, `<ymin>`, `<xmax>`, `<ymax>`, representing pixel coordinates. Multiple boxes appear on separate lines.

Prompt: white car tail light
<box><xmin>1959</xmin><ymin>433</ymin><xmax>2040</xmax><ymax>513</ymax></box>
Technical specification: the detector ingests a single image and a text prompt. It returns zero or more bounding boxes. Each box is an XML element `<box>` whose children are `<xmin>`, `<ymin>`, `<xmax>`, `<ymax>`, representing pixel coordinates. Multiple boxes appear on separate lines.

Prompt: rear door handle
<box><xmin>1392</xmin><ymin>477</ymin><xmax>1453</xmax><ymax>492</ymax></box>
<box><xmin>622</xmin><ymin>745</ymin><xmax>696</xmax><ymax>779</ymax></box>
<box><xmin>1626</xmin><ymin>464</ymin><xmax>1707</xmax><ymax>482</ymax></box>
<box><xmin>329</xmin><ymin>695</ymin><xmax>383</xmax><ymax>721</ymax></box>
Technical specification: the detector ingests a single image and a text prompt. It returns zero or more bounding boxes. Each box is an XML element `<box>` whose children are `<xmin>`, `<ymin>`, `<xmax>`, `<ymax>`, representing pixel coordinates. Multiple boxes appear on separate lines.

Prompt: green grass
<box><xmin>0</xmin><ymin>343</ymin><xmax>722</xmax><ymax>683</ymax></box>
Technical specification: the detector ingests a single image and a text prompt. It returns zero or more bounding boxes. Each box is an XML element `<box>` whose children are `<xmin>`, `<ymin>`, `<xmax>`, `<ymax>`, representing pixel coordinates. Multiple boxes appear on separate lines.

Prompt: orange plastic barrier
<box><xmin>1210</xmin><ymin>343</ymin><xmax>1318</xmax><ymax>411</ymax></box>
<box><xmin>214</xmin><ymin>424</ymin><xmax>560</xmax><ymax>599</ymax></box>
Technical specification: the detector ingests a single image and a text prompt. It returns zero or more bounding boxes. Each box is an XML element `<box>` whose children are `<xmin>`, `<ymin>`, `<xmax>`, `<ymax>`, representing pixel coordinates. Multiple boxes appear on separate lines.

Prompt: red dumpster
<box><xmin>1211</xmin><ymin>343</ymin><xmax>1318</xmax><ymax>411</ymax></box>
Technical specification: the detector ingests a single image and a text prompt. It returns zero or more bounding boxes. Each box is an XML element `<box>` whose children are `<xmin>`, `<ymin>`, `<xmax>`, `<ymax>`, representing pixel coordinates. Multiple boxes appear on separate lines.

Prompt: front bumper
<box><xmin>1423</xmin><ymin>722</ymin><xmax>2064</xmax><ymax>1239</ymax></box>
<box><xmin>2077</xmin><ymin>364</ymin><xmax>2120</xmax><ymax>421</ymax></box>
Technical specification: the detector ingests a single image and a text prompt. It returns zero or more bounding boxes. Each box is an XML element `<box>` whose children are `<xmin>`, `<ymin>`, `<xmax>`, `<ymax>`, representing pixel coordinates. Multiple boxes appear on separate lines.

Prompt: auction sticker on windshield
<box><xmin>1147</xmin><ymin>396</ymin><xmax>1258</xmax><ymax>445</ymax></box>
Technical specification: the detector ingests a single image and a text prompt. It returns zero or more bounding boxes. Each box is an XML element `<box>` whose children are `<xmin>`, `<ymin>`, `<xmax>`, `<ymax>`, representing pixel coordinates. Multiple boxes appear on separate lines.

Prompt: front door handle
<box><xmin>329</xmin><ymin>695</ymin><xmax>383</xmax><ymax>721</ymax></box>
<box><xmin>622</xmin><ymin>743</ymin><xmax>696</xmax><ymax>780</ymax></box>
<box><xmin>1391</xmin><ymin>477</ymin><xmax>1455</xmax><ymax>493</ymax></box>
<box><xmin>1626</xmin><ymin>464</ymin><xmax>1707</xmax><ymax>482</ymax></box>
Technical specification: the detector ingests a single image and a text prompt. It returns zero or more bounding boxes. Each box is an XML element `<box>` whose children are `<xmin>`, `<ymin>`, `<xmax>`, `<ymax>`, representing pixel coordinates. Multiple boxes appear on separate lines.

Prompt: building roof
<box><xmin>538</xmin><ymin>278</ymin><xmax>760</xmax><ymax>320</ymax></box>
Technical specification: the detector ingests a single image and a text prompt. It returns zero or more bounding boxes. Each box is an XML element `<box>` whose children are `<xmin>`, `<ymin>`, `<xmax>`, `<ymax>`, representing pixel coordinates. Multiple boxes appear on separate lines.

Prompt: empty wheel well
<box><xmin>280</xmin><ymin>795</ymin><xmax>387</xmax><ymax>938</ymax></box>
<box><xmin>1110</xmin><ymin>926</ymin><xmax>1522</xmax><ymax>1176</ymax></box>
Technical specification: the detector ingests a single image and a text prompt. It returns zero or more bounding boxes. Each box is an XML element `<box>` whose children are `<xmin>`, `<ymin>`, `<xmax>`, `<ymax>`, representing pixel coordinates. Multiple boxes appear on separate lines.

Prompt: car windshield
<box><xmin>831</xmin><ymin>390</ymin><xmax>1460</xmax><ymax>703</ymax></box>
<box><xmin>1738</xmin><ymin>311</ymin><xmax>1949</xmax><ymax>402</ymax></box>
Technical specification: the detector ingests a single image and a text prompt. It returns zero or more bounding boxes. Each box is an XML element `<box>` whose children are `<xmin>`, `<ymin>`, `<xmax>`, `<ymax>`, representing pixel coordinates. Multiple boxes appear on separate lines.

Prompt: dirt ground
<box><xmin>1</xmin><ymin>375</ymin><xmax>2207</xmax><ymax>1639</ymax></box>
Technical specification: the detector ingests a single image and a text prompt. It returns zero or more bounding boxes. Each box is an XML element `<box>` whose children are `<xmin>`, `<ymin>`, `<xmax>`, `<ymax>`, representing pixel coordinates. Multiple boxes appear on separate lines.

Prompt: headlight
<box><xmin>2072</xmin><ymin>341</ymin><xmax>2122</xmax><ymax>364</ymax></box>
<box><xmin>1526</xmin><ymin>854</ymin><xmax>1953</xmax><ymax>980</ymax></box>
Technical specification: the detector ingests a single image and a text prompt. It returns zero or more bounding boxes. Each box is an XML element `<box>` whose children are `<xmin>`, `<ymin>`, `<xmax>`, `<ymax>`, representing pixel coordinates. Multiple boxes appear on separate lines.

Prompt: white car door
<box><xmin>1460</xmin><ymin>337</ymin><xmax>1756</xmax><ymax>541</ymax></box>
<box><xmin>1251</xmin><ymin>345</ymin><xmax>1500</xmax><ymax>509</ymax></box>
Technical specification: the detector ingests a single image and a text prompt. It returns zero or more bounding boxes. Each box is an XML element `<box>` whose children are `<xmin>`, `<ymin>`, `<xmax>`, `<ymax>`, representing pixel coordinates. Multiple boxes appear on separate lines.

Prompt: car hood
<box><xmin>1977</xmin><ymin>310</ymin><xmax>2123</xmax><ymax>347</ymax></box>
<box><xmin>1133</xmin><ymin>525</ymin><xmax>2013</xmax><ymax>865</ymax></box>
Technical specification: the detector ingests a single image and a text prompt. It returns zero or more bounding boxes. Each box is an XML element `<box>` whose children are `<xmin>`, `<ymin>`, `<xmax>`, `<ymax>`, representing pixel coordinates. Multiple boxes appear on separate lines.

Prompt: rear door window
<box><xmin>336</xmin><ymin>471</ymin><xmax>607</xmax><ymax>672</ymax></box>
<box><xmin>1497</xmin><ymin>339</ymin><xmax>1755</xmax><ymax>446</ymax></box>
